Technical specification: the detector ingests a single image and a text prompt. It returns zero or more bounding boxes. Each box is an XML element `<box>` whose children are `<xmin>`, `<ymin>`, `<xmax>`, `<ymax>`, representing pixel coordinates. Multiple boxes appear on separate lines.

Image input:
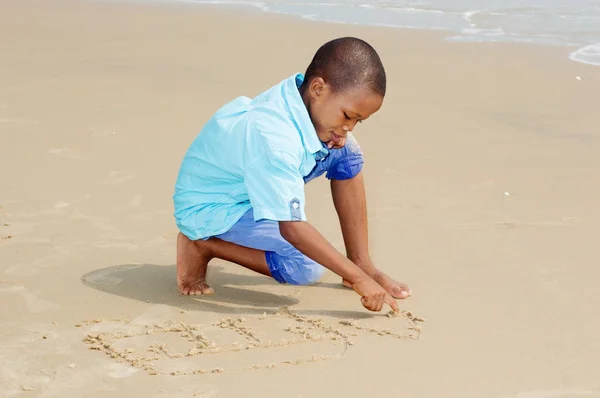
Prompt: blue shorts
<box><xmin>202</xmin><ymin>138</ymin><xmax>363</xmax><ymax>285</ymax></box>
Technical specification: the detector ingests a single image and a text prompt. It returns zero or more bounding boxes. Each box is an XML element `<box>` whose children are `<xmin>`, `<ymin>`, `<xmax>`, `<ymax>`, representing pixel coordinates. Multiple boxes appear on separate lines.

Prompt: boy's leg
<box><xmin>331</xmin><ymin>173</ymin><xmax>411</xmax><ymax>299</ymax></box>
<box><xmin>177</xmin><ymin>209</ymin><xmax>325</xmax><ymax>295</ymax></box>
<box><xmin>177</xmin><ymin>232</ymin><xmax>271</xmax><ymax>295</ymax></box>
<box><xmin>306</xmin><ymin>133</ymin><xmax>412</xmax><ymax>299</ymax></box>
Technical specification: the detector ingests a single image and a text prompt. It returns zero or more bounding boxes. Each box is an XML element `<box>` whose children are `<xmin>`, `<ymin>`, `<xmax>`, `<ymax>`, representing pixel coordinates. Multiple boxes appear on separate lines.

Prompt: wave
<box><xmin>569</xmin><ymin>44</ymin><xmax>600</xmax><ymax>66</ymax></box>
<box><xmin>170</xmin><ymin>0</ymin><xmax>600</xmax><ymax>66</ymax></box>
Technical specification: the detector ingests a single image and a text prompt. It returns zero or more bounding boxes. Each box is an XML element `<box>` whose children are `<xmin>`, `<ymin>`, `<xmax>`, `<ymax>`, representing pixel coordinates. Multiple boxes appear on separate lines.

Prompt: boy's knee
<box><xmin>325</xmin><ymin>134</ymin><xmax>364</xmax><ymax>181</ymax></box>
<box><xmin>266</xmin><ymin>252</ymin><xmax>325</xmax><ymax>285</ymax></box>
<box><xmin>325</xmin><ymin>152</ymin><xmax>363</xmax><ymax>180</ymax></box>
<box><xmin>295</xmin><ymin>261</ymin><xmax>326</xmax><ymax>285</ymax></box>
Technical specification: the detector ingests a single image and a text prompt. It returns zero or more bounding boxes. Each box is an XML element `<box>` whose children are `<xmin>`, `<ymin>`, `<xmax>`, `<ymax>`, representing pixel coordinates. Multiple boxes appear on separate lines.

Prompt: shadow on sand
<box><xmin>81</xmin><ymin>263</ymin><xmax>376</xmax><ymax>320</ymax></box>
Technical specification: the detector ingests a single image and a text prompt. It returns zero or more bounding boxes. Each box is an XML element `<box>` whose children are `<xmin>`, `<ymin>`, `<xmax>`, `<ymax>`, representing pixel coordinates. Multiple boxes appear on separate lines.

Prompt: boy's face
<box><xmin>305</xmin><ymin>77</ymin><xmax>384</xmax><ymax>149</ymax></box>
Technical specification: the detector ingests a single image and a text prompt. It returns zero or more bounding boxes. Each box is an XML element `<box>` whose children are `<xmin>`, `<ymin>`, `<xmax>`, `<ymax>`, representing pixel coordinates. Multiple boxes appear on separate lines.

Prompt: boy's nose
<box><xmin>343</xmin><ymin>120</ymin><xmax>357</xmax><ymax>132</ymax></box>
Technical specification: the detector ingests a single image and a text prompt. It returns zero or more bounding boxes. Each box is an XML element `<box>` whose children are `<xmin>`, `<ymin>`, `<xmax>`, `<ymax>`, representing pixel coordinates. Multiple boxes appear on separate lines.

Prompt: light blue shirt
<box><xmin>173</xmin><ymin>73</ymin><xmax>329</xmax><ymax>240</ymax></box>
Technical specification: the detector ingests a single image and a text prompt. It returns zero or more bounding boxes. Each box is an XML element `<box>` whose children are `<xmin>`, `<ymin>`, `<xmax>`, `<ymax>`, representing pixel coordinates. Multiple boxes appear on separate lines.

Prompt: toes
<box><xmin>179</xmin><ymin>284</ymin><xmax>197</xmax><ymax>296</ymax></box>
<box><xmin>180</xmin><ymin>282</ymin><xmax>213</xmax><ymax>296</ymax></box>
<box><xmin>191</xmin><ymin>286</ymin><xmax>205</xmax><ymax>295</ymax></box>
<box><xmin>201</xmin><ymin>285</ymin><xmax>215</xmax><ymax>295</ymax></box>
<box><xmin>391</xmin><ymin>286</ymin><xmax>411</xmax><ymax>299</ymax></box>
<box><xmin>197</xmin><ymin>281</ymin><xmax>214</xmax><ymax>295</ymax></box>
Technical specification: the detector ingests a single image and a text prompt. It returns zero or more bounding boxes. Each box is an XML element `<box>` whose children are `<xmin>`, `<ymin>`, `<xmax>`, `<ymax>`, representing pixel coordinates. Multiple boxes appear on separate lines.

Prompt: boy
<box><xmin>173</xmin><ymin>37</ymin><xmax>411</xmax><ymax>313</ymax></box>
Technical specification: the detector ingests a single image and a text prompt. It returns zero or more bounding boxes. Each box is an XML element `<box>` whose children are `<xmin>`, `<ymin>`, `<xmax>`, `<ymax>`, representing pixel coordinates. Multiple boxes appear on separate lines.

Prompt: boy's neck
<box><xmin>298</xmin><ymin>83</ymin><xmax>312</xmax><ymax>112</ymax></box>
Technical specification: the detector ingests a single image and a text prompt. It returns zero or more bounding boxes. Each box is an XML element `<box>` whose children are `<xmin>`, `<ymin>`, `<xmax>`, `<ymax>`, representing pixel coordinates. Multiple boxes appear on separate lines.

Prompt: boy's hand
<box><xmin>278</xmin><ymin>221</ymin><xmax>398</xmax><ymax>313</ymax></box>
<box><xmin>351</xmin><ymin>277</ymin><xmax>399</xmax><ymax>313</ymax></box>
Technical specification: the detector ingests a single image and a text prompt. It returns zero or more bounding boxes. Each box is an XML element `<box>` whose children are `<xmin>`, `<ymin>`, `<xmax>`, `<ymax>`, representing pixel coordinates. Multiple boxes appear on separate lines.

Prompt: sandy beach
<box><xmin>1</xmin><ymin>0</ymin><xmax>600</xmax><ymax>397</ymax></box>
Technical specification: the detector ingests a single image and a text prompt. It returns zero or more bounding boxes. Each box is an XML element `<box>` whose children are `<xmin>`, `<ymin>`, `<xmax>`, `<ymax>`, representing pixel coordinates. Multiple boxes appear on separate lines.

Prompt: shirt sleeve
<box><xmin>243</xmin><ymin>149</ymin><xmax>307</xmax><ymax>222</ymax></box>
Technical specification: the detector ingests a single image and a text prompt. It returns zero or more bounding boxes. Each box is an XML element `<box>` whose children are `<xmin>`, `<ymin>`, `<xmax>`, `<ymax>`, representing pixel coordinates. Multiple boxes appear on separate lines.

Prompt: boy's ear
<box><xmin>310</xmin><ymin>77</ymin><xmax>326</xmax><ymax>97</ymax></box>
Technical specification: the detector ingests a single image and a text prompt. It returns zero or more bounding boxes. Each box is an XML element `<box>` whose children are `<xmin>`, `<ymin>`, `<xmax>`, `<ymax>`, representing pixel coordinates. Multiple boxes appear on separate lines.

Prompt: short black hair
<box><xmin>301</xmin><ymin>37</ymin><xmax>386</xmax><ymax>97</ymax></box>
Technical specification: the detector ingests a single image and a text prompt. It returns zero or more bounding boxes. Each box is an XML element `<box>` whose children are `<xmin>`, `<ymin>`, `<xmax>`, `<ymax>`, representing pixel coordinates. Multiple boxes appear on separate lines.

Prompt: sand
<box><xmin>1</xmin><ymin>0</ymin><xmax>600</xmax><ymax>397</ymax></box>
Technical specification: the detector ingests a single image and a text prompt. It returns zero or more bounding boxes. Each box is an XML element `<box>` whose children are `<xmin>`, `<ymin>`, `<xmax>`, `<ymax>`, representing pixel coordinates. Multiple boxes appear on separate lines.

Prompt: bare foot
<box><xmin>343</xmin><ymin>271</ymin><xmax>411</xmax><ymax>299</ymax></box>
<box><xmin>177</xmin><ymin>232</ymin><xmax>215</xmax><ymax>295</ymax></box>
<box><xmin>373</xmin><ymin>271</ymin><xmax>411</xmax><ymax>299</ymax></box>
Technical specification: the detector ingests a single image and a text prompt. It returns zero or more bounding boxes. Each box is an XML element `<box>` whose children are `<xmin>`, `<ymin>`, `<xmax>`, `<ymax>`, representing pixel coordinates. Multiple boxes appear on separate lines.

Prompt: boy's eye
<box><xmin>343</xmin><ymin>112</ymin><xmax>350</xmax><ymax>120</ymax></box>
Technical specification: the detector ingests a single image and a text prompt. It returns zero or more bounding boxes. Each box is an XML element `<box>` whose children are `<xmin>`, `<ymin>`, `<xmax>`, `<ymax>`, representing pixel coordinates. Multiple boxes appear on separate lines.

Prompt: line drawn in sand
<box><xmin>81</xmin><ymin>306</ymin><xmax>425</xmax><ymax>376</ymax></box>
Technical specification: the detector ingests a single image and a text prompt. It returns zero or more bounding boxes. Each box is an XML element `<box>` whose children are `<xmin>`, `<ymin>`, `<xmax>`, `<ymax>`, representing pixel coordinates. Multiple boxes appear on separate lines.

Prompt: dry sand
<box><xmin>1</xmin><ymin>0</ymin><xmax>600</xmax><ymax>397</ymax></box>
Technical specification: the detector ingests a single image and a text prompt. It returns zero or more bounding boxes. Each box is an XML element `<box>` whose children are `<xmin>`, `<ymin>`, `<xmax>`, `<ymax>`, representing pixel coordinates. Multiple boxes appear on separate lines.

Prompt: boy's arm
<box><xmin>243</xmin><ymin>145</ymin><xmax>398</xmax><ymax>312</ymax></box>
<box><xmin>279</xmin><ymin>220</ymin><xmax>364</xmax><ymax>283</ymax></box>
<box><xmin>279</xmin><ymin>220</ymin><xmax>398</xmax><ymax>313</ymax></box>
<box><xmin>331</xmin><ymin>172</ymin><xmax>412</xmax><ymax>299</ymax></box>
<box><xmin>331</xmin><ymin>172</ymin><xmax>375</xmax><ymax>271</ymax></box>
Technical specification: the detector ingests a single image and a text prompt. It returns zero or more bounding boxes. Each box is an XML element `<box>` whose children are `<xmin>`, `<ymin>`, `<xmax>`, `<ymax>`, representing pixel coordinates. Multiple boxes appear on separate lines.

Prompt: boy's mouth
<box><xmin>331</xmin><ymin>132</ymin><xmax>343</xmax><ymax>143</ymax></box>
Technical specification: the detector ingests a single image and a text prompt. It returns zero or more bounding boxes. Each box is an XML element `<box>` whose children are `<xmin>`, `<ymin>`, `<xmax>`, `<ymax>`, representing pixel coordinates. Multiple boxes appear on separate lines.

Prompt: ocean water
<box><xmin>174</xmin><ymin>0</ymin><xmax>600</xmax><ymax>66</ymax></box>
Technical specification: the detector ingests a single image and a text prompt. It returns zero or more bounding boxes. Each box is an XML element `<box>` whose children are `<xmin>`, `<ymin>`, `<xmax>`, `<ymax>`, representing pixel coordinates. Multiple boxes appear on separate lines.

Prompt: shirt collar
<box><xmin>283</xmin><ymin>73</ymin><xmax>329</xmax><ymax>160</ymax></box>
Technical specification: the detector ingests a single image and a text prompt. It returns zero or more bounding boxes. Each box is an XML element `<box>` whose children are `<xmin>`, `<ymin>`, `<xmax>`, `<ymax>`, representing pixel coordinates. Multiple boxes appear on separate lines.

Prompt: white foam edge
<box><xmin>569</xmin><ymin>44</ymin><xmax>600</xmax><ymax>66</ymax></box>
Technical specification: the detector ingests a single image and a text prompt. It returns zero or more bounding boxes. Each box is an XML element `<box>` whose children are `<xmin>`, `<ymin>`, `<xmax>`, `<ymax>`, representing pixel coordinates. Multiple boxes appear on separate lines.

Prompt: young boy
<box><xmin>173</xmin><ymin>37</ymin><xmax>411</xmax><ymax>313</ymax></box>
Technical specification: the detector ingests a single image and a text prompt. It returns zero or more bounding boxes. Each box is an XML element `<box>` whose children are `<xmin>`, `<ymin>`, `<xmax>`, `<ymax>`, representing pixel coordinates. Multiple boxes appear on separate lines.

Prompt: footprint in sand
<box><xmin>80</xmin><ymin>306</ymin><xmax>424</xmax><ymax>376</ymax></box>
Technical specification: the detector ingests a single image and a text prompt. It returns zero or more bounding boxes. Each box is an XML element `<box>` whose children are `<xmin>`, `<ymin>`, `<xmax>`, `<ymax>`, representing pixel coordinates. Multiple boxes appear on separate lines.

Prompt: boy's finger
<box><xmin>361</xmin><ymin>296</ymin><xmax>378</xmax><ymax>312</ymax></box>
<box><xmin>360</xmin><ymin>296</ymin><xmax>369</xmax><ymax>310</ymax></box>
<box><xmin>386</xmin><ymin>294</ymin><xmax>399</xmax><ymax>314</ymax></box>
